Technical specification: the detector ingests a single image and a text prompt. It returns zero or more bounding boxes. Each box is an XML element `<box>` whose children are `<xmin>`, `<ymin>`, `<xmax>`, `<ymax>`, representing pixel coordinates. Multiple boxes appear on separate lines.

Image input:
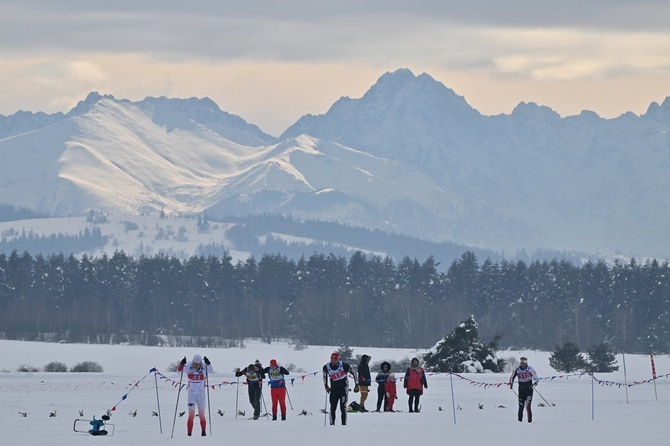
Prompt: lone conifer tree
<box><xmin>423</xmin><ymin>315</ymin><xmax>504</xmax><ymax>373</ymax></box>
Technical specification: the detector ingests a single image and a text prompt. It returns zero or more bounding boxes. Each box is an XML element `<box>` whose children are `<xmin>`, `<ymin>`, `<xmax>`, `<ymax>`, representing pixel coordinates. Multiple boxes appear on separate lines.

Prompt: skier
<box><xmin>509</xmin><ymin>356</ymin><xmax>539</xmax><ymax>423</ymax></box>
<box><xmin>357</xmin><ymin>354</ymin><xmax>372</xmax><ymax>412</ymax></box>
<box><xmin>261</xmin><ymin>359</ymin><xmax>290</xmax><ymax>420</ymax></box>
<box><xmin>323</xmin><ymin>352</ymin><xmax>358</xmax><ymax>425</ymax></box>
<box><xmin>385</xmin><ymin>373</ymin><xmax>398</xmax><ymax>412</ymax></box>
<box><xmin>375</xmin><ymin>361</ymin><xmax>391</xmax><ymax>411</ymax></box>
<box><xmin>235</xmin><ymin>362</ymin><xmax>265</xmax><ymax>420</ymax></box>
<box><xmin>403</xmin><ymin>357</ymin><xmax>427</xmax><ymax>413</ymax></box>
<box><xmin>177</xmin><ymin>354</ymin><xmax>213</xmax><ymax>436</ymax></box>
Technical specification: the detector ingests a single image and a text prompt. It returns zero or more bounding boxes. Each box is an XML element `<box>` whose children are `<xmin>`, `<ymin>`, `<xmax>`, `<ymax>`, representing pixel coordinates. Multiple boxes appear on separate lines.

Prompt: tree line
<box><xmin>0</xmin><ymin>249</ymin><xmax>668</xmax><ymax>353</ymax></box>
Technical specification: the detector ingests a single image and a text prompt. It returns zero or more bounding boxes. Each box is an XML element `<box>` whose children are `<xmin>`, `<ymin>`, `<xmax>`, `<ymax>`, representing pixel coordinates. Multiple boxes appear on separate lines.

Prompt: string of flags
<box><xmin>104</xmin><ymin>358</ymin><xmax>669</xmax><ymax>413</ymax></box>
<box><xmin>144</xmin><ymin>367</ymin><xmax>669</xmax><ymax>393</ymax></box>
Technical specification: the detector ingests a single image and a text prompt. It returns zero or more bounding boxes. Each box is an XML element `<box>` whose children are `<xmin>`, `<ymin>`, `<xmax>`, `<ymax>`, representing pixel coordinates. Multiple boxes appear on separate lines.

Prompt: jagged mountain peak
<box><xmin>510</xmin><ymin>101</ymin><xmax>562</xmax><ymax>121</ymax></box>
<box><xmin>66</xmin><ymin>91</ymin><xmax>117</xmax><ymax>117</ymax></box>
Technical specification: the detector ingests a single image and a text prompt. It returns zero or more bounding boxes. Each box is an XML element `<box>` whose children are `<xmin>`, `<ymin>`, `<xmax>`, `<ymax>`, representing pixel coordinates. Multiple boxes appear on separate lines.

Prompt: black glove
<box><xmin>204</xmin><ymin>356</ymin><xmax>211</xmax><ymax>366</ymax></box>
<box><xmin>180</xmin><ymin>357</ymin><xmax>187</xmax><ymax>366</ymax></box>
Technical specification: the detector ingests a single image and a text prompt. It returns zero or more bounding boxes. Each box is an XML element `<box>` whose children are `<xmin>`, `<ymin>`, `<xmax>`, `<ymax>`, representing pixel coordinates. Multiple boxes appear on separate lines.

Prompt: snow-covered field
<box><xmin>1</xmin><ymin>340</ymin><xmax>669</xmax><ymax>445</ymax></box>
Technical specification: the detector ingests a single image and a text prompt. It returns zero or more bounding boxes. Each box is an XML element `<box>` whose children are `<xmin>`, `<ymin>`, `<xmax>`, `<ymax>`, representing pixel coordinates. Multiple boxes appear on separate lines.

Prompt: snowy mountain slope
<box><xmin>283</xmin><ymin>69</ymin><xmax>670</xmax><ymax>256</ymax></box>
<box><xmin>1</xmin><ymin>70</ymin><xmax>670</xmax><ymax>257</ymax></box>
<box><xmin>0</xmin><ymin>97</ymin><xmax>271</xmax><ymax>215</ymax></box>
<box><xmin>0</xmin><ymin>93</ymin><xmax>540</xmax><ymax>251</ymax></box>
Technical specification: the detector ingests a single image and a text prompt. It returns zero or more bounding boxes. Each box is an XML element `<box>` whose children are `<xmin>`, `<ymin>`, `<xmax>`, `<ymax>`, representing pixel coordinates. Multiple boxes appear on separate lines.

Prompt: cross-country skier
<box><xmin>261</xmin><ymin>359</ymin><xmax>290</xmax><ymax>421</ymax></box>
<box><xmin>177</xmin><ymin>354</ymin><xmax>213</xmax><ymax>436</ymax></box>
<box><xmin>235</xmin><ymin>363</ymin><xmax>265</xmax><ymax>420</ymax></box>
<box><xmin>323</xmin><ymin>352</ymin><xmax>358</xmax><ymax>425</ymax></box>
<box><xmin>508</xmin><ymin>356</ymin><xmax>539</xmax><ymax>423</ymax></box>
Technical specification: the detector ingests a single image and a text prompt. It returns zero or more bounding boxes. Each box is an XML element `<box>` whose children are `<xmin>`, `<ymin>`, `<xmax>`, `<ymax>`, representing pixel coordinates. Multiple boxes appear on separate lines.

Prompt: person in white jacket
<box><xmin>177</xmin><ymin>354</ymin><xmax>213</xmax><ymax>436</ymax></box>
<box><xmin>508</xmin><ymin>356</ymin><xmax>539</xmax><ymax>423</ymax></box>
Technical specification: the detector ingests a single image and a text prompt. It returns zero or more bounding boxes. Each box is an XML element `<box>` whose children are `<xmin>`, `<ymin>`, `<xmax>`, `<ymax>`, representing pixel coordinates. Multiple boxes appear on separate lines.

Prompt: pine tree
<box><xmin>423</xmin><ymin>316</ymin><xmax>504</xmax><ymax>373</ymax></box>
<box><xmin>586</xmin><ymin>343</ymin><xmax>619</xmax><ymax>372</ymax></box>
<box><xmin>549</xmin><ymin>342</ymin><xmax>589</xmax><ymax>372</ymax></box>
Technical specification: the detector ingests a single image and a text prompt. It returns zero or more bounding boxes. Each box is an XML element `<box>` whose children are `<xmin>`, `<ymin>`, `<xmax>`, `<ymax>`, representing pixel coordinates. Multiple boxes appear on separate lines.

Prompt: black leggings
<box><xmin>376</xmin><ymin>385</ymin><xmax>387</xmax><ymax>410</ymax></box>
<box><xmin>517</xmin><ymin>386</ymin><xmax>534</xmax><ymax>421</ymax></box>
<box><xmin>248</xmin><ymin>385</ymin><xmax>262</xmax><ymax>418</ymax></box>
<box><xmin>408</xmin><ymin>389</ymin><xmax>421</xmax><ymax>412</ymax></box>
<box><xmin>329</xmin><ymin>388</ymin><xmax>348</xmax><ymax>425</ymax></box>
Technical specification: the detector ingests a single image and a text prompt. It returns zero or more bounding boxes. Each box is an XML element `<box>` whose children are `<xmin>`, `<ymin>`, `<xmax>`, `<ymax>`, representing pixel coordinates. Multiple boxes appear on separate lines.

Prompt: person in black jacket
<box><xmin>375</xmin><ymin>361</ymin><xmax>391</xmax><ymax>412</ymax></box>
<box><xmin>357</xmin><ymin>354</ymin><xmax>372</xmax><ymax>412</ymax></box>
<box><xmin>235</xmin><ymin>362</ymin><xmax>265</xmax><ymax>420</ymax></box>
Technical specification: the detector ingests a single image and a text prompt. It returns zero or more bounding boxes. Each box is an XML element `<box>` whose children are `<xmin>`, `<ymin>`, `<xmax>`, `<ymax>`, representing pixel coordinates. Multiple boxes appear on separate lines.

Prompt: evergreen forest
<box><xmin>0</xmin><ymin>249</ymin><xmax>668</xmax><ymax>354</ymax></box>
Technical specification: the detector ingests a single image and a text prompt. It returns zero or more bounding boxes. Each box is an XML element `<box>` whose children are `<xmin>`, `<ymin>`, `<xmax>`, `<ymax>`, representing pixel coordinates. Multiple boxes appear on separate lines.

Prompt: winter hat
<box><xmin>270</xmin><ymin>359</ymin><xmax>278</xmax><ymax>367</ymax></box>
<box><xmin>389</xmin><ymin>373</ymin><xmax>396</xmax><ymax>380</ymax></box>
<box><xmin>410</xmin><ymin>357</ymin><xmax>419</xmax><ymax>366</ymax></box>
<box><xmin>330</xmin><ymin>352</ymin><xmax>340</xmax><ymax>362</ymax></box>
<box><xmin>193</xmin><ymin>354</ymin><xmax>202</xmax><ymax>364</ymax></box>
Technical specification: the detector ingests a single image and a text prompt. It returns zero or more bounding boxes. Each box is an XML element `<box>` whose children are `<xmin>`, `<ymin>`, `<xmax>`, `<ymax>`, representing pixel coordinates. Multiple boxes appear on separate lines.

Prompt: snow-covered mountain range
<box><xmin>1</xmin><ymin>69</ymin><xmax>669</xmax><ymax>257</ymax></box>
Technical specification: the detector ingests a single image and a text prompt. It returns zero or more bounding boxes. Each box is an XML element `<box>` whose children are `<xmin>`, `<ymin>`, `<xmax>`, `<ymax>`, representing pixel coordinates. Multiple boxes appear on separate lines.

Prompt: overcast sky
<box><xmin>1</xmin><ymin>0</ymin><xmax>669</xmax><ymax>136</ymax></box>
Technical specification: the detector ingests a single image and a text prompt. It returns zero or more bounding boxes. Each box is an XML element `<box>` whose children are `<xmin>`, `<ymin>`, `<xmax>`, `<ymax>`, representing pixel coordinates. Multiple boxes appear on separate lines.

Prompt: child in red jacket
<box><xmin>385</xmin><ymin>373</ymin><xmax>398</xmax><ymax>412</ymax></box>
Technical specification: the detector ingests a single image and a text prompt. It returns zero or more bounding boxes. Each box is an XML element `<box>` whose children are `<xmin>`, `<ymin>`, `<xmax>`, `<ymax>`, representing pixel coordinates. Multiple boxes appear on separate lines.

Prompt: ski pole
<box><xmin>323</xmin><ymin>391</ymin><xmax>329</xmax><ymax>426</ymax></box>
<box><xmin>235</xmin><ymin>377</ymin><xmax>240</xmax><ymax>419</ymax></box>
<box><xmin>171</xmin><ymin>361</ymin><xmax>185</xmax><ymax>439</ymax></box>
<box><xmin>285</xmin><ymin>386</ymin><xmax>294</xmax><ymax>410</ymax></box>
<box><xmin>206</xmin><ymin>366</ymin><xmax>212</xmax><ymax>435</ymax></box>
<box><xmin>153</xmin><ymin>369</ymin><xmax>163</xmax><ymax>433</ymax></box>
<box><xmin>260</xmin><ymin>388</ymin><xmax>270</xmax><ymax>419</ymax></box>
<box><xmin>534</xmin><ymin>387</ymin><xmax>554</xmax><ymax>407</ymax></box>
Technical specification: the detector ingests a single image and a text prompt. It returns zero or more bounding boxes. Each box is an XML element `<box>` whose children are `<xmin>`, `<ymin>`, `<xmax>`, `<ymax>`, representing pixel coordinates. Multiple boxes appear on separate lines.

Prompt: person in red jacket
<box><xmin>385</xmin><ymin>373</ymin><xmax>398</xmax><ymax>412</ymax></box>
<box><xmin>403</xmin><ymin>357</ymin><xmax>427</xmax><ymax>413</ymax></box>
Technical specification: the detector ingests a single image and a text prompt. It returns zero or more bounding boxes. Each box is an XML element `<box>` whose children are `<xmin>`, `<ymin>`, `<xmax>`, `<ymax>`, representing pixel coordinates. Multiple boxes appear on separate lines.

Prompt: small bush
<box><xmin>44</xmin><ymin>361</ymin><xmax>68</xmax><ymax>372</ymax></box>
<box><xmin>17</xmin><ymin>364</ymin><xmax>40</xmax><ymax>372</ymax></box>
<box><xmin>70</xmin><ymin>361</ymin><xmax>104</xmax><ymax>373</ymax></box>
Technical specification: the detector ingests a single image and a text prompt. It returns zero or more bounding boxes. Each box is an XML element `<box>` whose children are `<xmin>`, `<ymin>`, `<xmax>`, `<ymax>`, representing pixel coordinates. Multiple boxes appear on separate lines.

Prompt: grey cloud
<box><xmin>2</xmin><ymin>0</ymin><xmax>669</xmax><ymax>63</ymax></box>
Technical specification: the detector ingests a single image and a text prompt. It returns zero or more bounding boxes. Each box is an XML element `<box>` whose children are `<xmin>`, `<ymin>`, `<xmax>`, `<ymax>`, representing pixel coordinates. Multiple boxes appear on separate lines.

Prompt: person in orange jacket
<box><xmin>403</xmin><ymin>357</ymin><xmax>427</xmax><ymax>413</ymax></box>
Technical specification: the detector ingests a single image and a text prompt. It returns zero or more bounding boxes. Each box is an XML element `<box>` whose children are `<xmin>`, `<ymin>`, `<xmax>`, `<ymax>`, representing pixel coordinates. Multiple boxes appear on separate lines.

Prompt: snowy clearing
<box><xmin>1</xmin><ymin>340</ymin><xmax>669</xmax><ymax>445</ymax></box>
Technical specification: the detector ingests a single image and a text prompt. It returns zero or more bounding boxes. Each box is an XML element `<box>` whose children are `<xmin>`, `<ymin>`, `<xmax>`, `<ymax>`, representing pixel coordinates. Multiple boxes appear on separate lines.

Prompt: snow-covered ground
<box><xmin>1</xmin><ymin>340</ymin><xmax>669</xmax><ymax>445</ymax></box>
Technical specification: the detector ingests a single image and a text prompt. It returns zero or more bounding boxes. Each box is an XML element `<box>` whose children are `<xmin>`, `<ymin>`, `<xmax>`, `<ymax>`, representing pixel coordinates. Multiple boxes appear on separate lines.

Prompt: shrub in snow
<box><xmin>17</xmin><ymin>364</ymin><xmax>40</xmax><ymax>372</ymax></box>
<box><xmin>70</xmin><ymin>361</ymin><xmax>104</xmax><ymax>373</ymax></box>
<box><xmin>423</xmin><ymin>315</ymin><xmax>505</xmax><ymax>373</ymax></box>
<box><xmin>43</xmin><ymin>361</ymin><xmax>68</xmax><ymax>372</ymax></box>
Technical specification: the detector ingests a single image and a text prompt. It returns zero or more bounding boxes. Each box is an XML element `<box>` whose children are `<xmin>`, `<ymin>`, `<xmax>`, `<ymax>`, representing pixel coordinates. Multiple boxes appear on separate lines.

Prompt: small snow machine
<box><xmin>73</xmin><ymin>415</ymin><xmax>115</xmax><ymax>436</ymax></box>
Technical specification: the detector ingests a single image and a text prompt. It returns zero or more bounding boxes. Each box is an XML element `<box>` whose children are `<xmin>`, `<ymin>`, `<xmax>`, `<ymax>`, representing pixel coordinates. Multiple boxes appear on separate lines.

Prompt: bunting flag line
<box><xmin>127</xmin><ymin>367</ymin><xmax>670</xmax><ymax>398</ymax></box>
<box><xmin>109</xmin><ymin>368</ymin><xmax>156</xmax><ymax>413</ymax></box>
